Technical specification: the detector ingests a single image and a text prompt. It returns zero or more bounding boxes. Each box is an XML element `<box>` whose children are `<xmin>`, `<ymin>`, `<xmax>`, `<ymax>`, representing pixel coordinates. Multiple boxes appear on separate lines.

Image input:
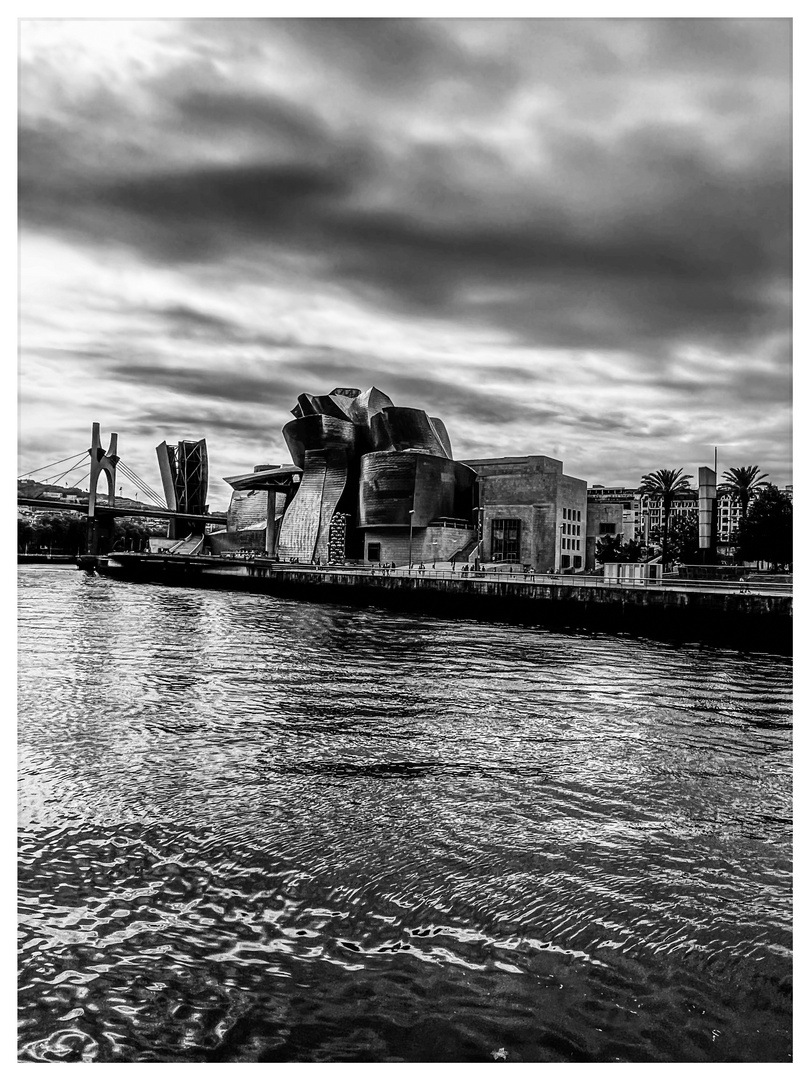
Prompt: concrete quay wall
<box><xmin>100</xmin><ymin>555</ymin><xmax>792</xmax><ymax>653</ymax></box>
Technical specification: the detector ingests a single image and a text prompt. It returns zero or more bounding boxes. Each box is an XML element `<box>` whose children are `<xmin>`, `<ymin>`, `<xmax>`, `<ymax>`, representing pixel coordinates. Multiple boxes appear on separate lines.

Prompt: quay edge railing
<box><xmin>126</xmin><ymin>552</ymin><xmax>792</xmax><ymax>595</ymax></box>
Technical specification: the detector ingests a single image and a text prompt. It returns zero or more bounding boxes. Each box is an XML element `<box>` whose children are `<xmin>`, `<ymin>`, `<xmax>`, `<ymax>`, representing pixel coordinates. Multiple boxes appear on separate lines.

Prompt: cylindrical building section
<box><xmin>359</xmin><ymin>451</ymin><xmax>475</xmax><ymax>528</ymax></box>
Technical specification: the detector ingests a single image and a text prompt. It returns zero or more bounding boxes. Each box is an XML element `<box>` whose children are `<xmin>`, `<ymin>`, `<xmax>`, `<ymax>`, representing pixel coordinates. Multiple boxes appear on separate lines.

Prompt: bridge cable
<box><xmin>18</xmin><ymin>451</ymin><xmax>87</xmax><ymax>479</ymax></box>
<box><xmin>117</xmin><ymin>458</ymin><xmax>161</xmax><ymax>493</ymax></box>
<box><xmin>117</xmin><ymin>460</ymin><xmax>167</xmax><ymax>507</ymax></box>
<box><xmin>45</xmin><ymin>460</ymin><xmax>93</xmax><ymax>486</ymax></box>
<box><xmin>116</xmin><ymin>471</ymin><xmax>166</xmax><ymax>509</ymax></box>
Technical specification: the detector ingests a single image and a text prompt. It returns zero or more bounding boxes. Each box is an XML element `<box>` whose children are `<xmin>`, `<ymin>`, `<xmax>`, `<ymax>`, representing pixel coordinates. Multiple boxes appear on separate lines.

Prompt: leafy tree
<box><xmin>17</xmin><ymin>517</ymin><xmax>35</xmax><ymax>552</ymax></box>
<box><xmin>740</xmin><ymin>485</ymin><xmax>792</xmax><ymax>569</ymax></box>
<box><xmin>639</xmin><ymin>468</ymin><xmax>694</xmax><ymax>569</ymax></box>
<box><xmin>112</xmin><ymin>517</ymin><xmax>159</xmax><ymax>550</ymax></box>
<box><xmin>18</xmin><ymin>511</ymin><xmax>87</xmax><ymax>553</ymax></box>
<box><xmin>649</xmin><ymin>510</ymin><xmax>699</xmax><ymax>564</ymax></box>
<box><xmin>18</xmin><ymin>512</ymin><xmax>164</xmax><ymax>554</ymax></box>
<box><xmin>719</xmin><ymin>465</ymin><xmax>769</xmax><ymax>542</ymax></box>
<box><xmin>596</xmin><ymin>534</ymin><xmax>644</xmax><ymax>564</ymax></box>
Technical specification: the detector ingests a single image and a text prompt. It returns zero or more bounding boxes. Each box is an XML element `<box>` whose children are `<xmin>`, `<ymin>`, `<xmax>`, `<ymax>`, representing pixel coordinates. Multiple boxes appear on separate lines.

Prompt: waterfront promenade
<box><xmin>95</xmin><ymin>553</ymin><xmax>792</xmax><ymax>653</ymax></box>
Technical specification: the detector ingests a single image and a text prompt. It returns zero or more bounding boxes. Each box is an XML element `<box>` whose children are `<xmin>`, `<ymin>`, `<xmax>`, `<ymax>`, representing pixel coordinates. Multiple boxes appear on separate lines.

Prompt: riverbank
<box><xmin>92</xmin><ymin>552</ymin><xmax>792</xmax><ymax>653</ymax></box>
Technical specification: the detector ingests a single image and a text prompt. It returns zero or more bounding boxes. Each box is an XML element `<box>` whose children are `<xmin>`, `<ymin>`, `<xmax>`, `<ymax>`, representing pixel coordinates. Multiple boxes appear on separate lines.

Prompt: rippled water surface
<box><xmin>18</xmin><ymin>567</ymin><xmax>792</xmax><ymax>1062</ymax></box>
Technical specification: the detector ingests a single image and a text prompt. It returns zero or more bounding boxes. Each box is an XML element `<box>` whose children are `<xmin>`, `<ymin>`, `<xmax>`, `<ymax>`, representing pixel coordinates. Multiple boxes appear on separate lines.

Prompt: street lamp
<box><xmin>408</xmin><ymin>509</ymin><xmax>415</xmax><ymax>569</ymax></box>
<box><xmin>558</xmin><ymin>524</ymin><xmax>565</xmax><ymax>574</ymax></box>
<box><xmin>472</xmin><ymin>505</ymin><xmax>483</xmax><ymax>565</ymax></box>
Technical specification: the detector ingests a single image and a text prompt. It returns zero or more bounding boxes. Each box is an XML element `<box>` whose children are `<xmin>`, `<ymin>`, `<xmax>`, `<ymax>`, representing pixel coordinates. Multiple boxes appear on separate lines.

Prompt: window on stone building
<box><xmin>491</xmin><ymin>518</ymin><xmax>521</xmax><ymax>562</ymax></box>
<box><xmin>367</xmin><ymin>543</ymin><xmax>381</xmax><ymax>562</ymax></box>
<box><xmin>599</xmin><ymin>523</ymin><xmax>616</xmax><ymax>534</ymax></box>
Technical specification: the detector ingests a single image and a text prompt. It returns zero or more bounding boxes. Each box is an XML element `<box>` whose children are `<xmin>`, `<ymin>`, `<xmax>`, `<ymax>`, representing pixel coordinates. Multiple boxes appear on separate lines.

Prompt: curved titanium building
<box><xmin>267</xmin><ymin>386</ymin><xmax>477</xmax><ymax>565</ymax></box>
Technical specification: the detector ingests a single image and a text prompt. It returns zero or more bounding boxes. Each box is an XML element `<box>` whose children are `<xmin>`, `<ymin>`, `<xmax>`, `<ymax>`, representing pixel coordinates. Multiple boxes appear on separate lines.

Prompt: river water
<box><xmin>17</xmin><ymin>566</ymin><xmax>792</xmax><ymax>1063</ymax></box>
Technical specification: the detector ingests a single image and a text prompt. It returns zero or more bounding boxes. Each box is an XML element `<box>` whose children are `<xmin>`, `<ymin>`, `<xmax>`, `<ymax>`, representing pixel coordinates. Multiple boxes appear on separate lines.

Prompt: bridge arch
<box><xmin>88</xmin><ymin>422</ymin><xmax>118</xmax><ymax>515</ymax></box>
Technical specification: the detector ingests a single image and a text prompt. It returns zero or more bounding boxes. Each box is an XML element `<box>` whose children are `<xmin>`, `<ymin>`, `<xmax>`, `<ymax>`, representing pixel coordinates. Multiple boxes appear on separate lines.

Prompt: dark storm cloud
<box><xmin>18</xmin><ymin>18</ymin><xmax>792</xmax><ymax>487</ymax></box>
<box><xmin>127</xmin><ymin>409</ymin><xmax>285</xmax><ymax>443</ymax></box>
<box><xmin>143</xmin><ymin>304</ymin><xmax>308</xmax><ymax>352</ymax></box>
<box><xmin>293</xmin><ymin>362</ymin><xmax>562</xmax><ymax>427</ymax></box>
<box><xmin>108</xmin><ymin>357</ymin><xmax>562</xmax><ymax>430</ymax></box>
<box><xmin>107</xmin><ymin>362</ymin><xmax>304</xmax><ymax>407</ymax></box>
<box><xmin>20</xmin><ymin>91</ymin><xmax>789</xmax><ymax>361</ymax></box>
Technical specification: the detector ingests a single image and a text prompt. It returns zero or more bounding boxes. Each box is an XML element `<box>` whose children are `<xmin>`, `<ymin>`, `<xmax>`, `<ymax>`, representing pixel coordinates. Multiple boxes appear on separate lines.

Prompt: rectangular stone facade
<box><xmin>462</xmin><ymin>455</ymin><xmax>587</xmax><ymax>571</ymax></box>
<box><xmin>362</xmin><ymin>525</ymin><xmax>476</xmax><ymax>565</ymax></box>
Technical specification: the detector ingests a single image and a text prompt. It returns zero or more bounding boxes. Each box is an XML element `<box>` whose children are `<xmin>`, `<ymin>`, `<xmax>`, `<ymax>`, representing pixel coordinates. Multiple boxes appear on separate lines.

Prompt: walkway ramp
<box><xmin>167</xmin><ymin>534</ymin><xmax>205</xmax><ymax>555</ymax></box>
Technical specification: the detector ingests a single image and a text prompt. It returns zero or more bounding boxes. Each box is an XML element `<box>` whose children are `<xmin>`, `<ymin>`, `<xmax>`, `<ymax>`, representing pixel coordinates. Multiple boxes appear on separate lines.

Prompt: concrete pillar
<box><xmin>698</xmin><ymin>466</ymin><xmax>717</xmax><ymax>564</ymax></box>
<box><xmin>265</xmin><ymin>491</ymin><xmax>276</xmax><ymax>555</ymax></box>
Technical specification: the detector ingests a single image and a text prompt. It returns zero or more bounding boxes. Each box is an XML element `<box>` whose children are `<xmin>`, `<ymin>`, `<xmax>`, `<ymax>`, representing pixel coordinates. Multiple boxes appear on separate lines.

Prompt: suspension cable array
<box><xmin>18</xmin><ymin>451</ymin><xmax>87</xmax><ymax>482</ymax></box>
<box><xmin>116</xmin><ymin>460</ymin><xmax>167</xmax><ymax>508</ymax></box>
<box><xmin>20</xmin><ymin>448</ymin><xmax>168</xmax><ymax>509</ymax></box>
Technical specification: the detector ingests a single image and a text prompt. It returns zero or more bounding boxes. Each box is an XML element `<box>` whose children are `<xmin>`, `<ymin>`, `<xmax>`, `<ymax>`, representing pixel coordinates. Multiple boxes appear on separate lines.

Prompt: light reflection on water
<box><xmin>18</xmin><ymin>567</ymin><xmax>791</xmax><ymax>1062</ymax></box>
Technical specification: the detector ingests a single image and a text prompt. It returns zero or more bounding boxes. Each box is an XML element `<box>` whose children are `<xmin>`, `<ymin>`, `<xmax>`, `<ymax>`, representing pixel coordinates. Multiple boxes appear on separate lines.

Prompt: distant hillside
<box><xmin>17</xmin><ymin>478</ymin><xmax>165</xmax><ymax>512</ymax></box>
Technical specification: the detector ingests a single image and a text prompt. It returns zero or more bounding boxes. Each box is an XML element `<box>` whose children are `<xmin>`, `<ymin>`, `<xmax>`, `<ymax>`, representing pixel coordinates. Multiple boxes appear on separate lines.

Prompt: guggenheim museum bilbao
<box><xmin>210</xmin><ymin>385</ymin><xmax>587</xmax><ymax>572</ymax></box>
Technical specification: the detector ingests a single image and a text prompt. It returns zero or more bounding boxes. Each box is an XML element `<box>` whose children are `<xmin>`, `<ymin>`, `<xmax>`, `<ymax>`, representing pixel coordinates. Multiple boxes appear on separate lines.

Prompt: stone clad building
<box><xmin>461</xmin><ymin>455</ymin><xmax>587</xmax><ymax>571</ymax></box>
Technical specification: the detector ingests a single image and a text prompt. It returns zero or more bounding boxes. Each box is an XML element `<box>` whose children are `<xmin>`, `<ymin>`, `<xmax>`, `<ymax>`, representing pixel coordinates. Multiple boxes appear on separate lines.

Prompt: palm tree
<box><xmin>719</xmin><ymin>466</ymin><xmax>769</xmax><ymax>533</ymax></box>
<box><xmin>639</xmin><ymin>468</ymin><xmax>694</xmax><ymax>570</ymax></box>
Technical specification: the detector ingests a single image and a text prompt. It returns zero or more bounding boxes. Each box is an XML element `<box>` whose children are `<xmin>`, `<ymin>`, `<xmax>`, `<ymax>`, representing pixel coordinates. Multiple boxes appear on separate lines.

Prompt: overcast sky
<box><xmin>19</xmin><ymin>17</ymin><xmax>791</xmax><ymax>507</ymax></box>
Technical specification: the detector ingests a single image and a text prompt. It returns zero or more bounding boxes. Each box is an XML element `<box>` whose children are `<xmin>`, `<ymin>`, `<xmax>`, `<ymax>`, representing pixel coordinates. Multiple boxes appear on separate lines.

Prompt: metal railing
<box><xmin>254</xmin><ymin>561</ymin><xmax>793</xmax><ymax>595</ymax></box>
<box><xmin>118</xmin><ymin>552</ymin><xmax>792</xmax><ymax>596</ymax></box>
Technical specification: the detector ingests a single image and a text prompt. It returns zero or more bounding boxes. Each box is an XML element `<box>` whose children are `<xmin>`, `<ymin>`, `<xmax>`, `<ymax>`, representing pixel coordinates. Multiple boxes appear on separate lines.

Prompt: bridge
<box><xmin>18</xmin><ymin>423</ymin><xmax>227</xmax><ymax>555</ymax></box>
<box><xmin>17</xmin><ymin>497</ymin><xmax>226</xmax><ymax>526</ymax></box>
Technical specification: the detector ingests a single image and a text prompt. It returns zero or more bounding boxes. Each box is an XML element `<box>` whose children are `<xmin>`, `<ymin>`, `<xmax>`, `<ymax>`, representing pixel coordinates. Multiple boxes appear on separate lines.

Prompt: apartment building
<box><xmin>587</xmin><ymin>482</ymin><xmax>790</xmax><ymax>551</ymax></box>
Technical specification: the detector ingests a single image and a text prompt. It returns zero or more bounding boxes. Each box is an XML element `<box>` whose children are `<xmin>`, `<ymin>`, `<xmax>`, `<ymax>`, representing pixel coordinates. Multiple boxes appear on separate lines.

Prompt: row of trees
<box><xmin>18</xmin><ymin>513</ymin><xmax>163</xmax><ymax>554</ymax></box>
<box><xmin>599</xmin><ymin>466</ymin><xmax>791</xmax><ymax>570</ymax></box>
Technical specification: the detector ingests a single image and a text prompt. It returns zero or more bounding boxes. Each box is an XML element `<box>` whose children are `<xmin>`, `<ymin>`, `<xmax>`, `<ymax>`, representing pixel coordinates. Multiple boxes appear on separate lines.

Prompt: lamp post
<box><xmin>472</xmin><ymin>505</ymin><xmax>483</xmax><ymax>563</ymax></box>
<box><xmin>558</xmin><ymin>524</ymin><xmax>565</xmax><ymax>574</ymax></box>
<box><xmin>408</xmin><ymin>509</ymin><xmax>415</xmax><ymax>569</ymax></box>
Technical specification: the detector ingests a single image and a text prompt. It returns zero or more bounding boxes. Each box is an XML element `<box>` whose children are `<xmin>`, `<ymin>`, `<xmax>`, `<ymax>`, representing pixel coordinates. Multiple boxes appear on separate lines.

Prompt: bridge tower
<box><xmin>156</xmin><ymin>438</ymin><xmax>209</xmax><ymax>540</ymax></box>
<box><xmin>86</xmin><ymin>422</ymin><xmax>119</xmax><ymax>555</ymax></box>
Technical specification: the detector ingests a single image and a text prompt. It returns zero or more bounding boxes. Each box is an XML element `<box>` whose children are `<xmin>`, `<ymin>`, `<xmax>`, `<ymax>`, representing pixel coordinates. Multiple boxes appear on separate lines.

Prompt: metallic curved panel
<box><xmin>282</xmin><ymin>415</ymin><xmax>356</xmax><ymax>470</ymax></box>
<box><xmin>291</xmin><ymin>393</ymin><xmax>355</xmax><ymax>421</ymax></box>
<box><xmin>429</xmin><ymin>416</ymin><xmax>453</xmax><ymax>459</ymax></box>
<box><xmin>329</xmin><ymin>387</ymin><xmax>361</xmax><ymax>402</ymax></box>
<box><xmin>369</xmin><ymin>408</ymin><xmax>449</xmax><ymax>457</ymax></box>
<box><xmin>449</xmin><ymin>460</ymin><xmax>476</xmax><ymax>521</ymax></box>
<box><xmin>358</xmin><ymin>452</ymin><xmax>419</xmax><ymax>527</ymax></box>
<box><xmin>224</xmin><ymin>465</ymin><xmax>302</xmax><ymax>491</ymax></box>
<box><xmin>315</xmin><ymin>450</ymin><xmax>350</xmax><ymax>561</ymax></box>
<box><xmin>277</xmin><ymin>448</ymin><xmax>348</xmax><ymax>561</ymax></box>
<box><xmin>359</xmin><ymin>452</ymin><xmax>469</xmax><ymax>528</ymax></box>
<box><xmin>346</xmin><ymin>386</ymin><xmax>395</xmax><ymax>428</ymax></box>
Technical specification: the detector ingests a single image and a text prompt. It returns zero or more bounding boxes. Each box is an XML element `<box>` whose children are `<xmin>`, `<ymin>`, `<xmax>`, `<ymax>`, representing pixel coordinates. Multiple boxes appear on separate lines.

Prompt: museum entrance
<box><xmin>491</xmin><ymin>518</ymin><xmax>521</xmax><ymax>562</ymax></box>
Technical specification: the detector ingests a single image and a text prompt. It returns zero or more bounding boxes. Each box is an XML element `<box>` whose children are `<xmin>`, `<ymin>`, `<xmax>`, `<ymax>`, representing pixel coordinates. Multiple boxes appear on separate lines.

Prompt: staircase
<box><xmin>449</xmin><ymin>536</ymin><xmax>481</xmax><ymax>563</ymax></box>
